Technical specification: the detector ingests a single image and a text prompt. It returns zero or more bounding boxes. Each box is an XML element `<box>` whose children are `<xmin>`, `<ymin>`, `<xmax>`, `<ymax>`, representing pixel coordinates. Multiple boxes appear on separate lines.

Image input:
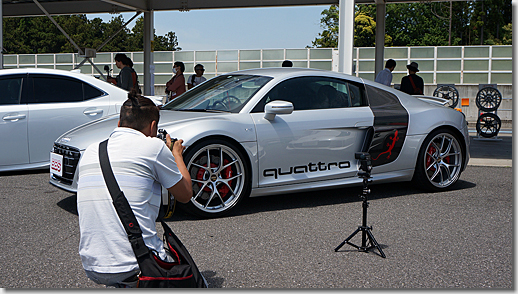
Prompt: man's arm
<box><xmin>165</xmin><ymin>136</ymin><xmax>193</xmax><ymax>203</ymax></box>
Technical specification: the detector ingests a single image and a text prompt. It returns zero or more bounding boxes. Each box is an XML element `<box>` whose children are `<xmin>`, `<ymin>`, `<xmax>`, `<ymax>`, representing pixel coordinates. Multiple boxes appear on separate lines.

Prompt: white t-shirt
<box><xmin>374</xmin><ymin>68</ymin><xmax>393</xmax><ymax>86</ymax></box>
<box><xmin>188</xmin><ymin>75</ymin><xmax>206</xmax><ymax>87</ymax></box>
<box><xmin>77</xmin><ymin>127</ymin><xmax>182</xmax><ymax>274</ymax></box>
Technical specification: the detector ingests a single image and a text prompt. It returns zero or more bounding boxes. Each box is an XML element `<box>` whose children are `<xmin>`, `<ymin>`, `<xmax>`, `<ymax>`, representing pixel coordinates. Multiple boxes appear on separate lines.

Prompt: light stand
<box><xmin>334</xmin><ymin>152</ymin><xmax>386</xmax><ymax>258</ymax></box>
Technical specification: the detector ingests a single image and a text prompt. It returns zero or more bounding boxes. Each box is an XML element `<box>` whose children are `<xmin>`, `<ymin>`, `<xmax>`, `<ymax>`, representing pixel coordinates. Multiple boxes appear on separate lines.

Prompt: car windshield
<box><xmin>161</xmin><ymin>74</ymin><xmax>272</xmax><ymax>113</ymax></box>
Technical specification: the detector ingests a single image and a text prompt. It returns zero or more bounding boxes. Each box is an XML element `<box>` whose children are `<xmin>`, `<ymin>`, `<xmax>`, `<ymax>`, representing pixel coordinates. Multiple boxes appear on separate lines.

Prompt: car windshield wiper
<box><xmin>174</xmin><ymin>108</ymin><xmax>229</xmax><ymax>113</ymax></box>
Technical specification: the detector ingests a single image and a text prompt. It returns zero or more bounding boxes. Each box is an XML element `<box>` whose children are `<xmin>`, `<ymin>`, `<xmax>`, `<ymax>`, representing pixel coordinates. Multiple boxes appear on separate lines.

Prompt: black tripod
<box><xmin>335</xmin><ymin>153</ymin><xmax>386</xmax><ymax>258</ymax></box>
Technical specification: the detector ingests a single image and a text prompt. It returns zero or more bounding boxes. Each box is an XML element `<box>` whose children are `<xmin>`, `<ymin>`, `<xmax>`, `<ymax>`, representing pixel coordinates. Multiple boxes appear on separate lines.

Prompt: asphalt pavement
<box><xmin>467</xmin><ymin>130</ymin><xmax>513</xmax><ymax>167</ymax></box>
<box><xmin>0</xmin><ymin>128</ymin><xmax>513</xmax><ymax>289</ymax></box>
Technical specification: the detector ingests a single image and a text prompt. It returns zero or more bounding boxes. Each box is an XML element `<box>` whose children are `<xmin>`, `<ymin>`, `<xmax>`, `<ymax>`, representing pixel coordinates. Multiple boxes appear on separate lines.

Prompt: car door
<box><xmin>250</xmin><ymin>76</ymin><xmax>374</xmax><ymax>187</ymax></box>
<box><xmin>0</xmin><ymin>74</ymin><xmax>29</xmax><ymax>168</ymax></box>
<box><xmin>25</xmin><ymin>74</ymin><xmax>108</xmax><ymax>165</ymax></box>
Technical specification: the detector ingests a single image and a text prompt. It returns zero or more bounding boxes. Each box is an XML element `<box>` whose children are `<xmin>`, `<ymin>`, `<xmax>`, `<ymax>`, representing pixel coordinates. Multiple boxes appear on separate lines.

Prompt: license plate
<box><xmin>50</xmin><ymin>152</ymin><xmax>63</xmax><ymax>177</ymax></box>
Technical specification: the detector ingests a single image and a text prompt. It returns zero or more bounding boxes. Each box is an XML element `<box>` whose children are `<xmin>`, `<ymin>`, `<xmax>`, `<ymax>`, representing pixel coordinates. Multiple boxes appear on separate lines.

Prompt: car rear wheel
<box><xmin>413</xmin><ymin>129</ymin><xmax>463</xmax><ymax>191</ymax></box>
<box><xmin>180</xmin><ymin>139</ymin><xmax>251</xmax><ymax>218</ymax></box>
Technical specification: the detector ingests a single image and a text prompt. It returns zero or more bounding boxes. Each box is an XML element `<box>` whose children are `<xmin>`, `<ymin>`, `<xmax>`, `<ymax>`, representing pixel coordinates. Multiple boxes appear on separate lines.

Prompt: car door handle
<box><xmin>83</xmin><ymin>108</ymin><xmax>104</xmax><ymax>116</ymax></box>
<box><xmin>3</xmin><ymin>113</ymin><xmax>26</xmax><ymax>122</ymax></box>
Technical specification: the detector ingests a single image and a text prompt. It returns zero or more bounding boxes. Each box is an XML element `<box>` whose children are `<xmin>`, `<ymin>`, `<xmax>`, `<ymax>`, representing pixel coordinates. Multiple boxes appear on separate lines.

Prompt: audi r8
<box><xmin>49</xmin><ymin>68</ymin><xmax>469</xmax><ymax>218</ymax></box>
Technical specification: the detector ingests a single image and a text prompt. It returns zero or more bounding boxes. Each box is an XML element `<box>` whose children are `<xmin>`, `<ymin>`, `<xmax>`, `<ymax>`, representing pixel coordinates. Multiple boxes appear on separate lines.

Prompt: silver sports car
<box><xmin>50</xmin><ymin>68</ymin><xmax>469</xmax><ymax>218</ymax></box>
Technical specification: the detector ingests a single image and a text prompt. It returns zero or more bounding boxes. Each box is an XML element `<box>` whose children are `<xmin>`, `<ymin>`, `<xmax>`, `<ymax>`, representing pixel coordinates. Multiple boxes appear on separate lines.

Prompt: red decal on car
<box><xmin>373</xmin><ymin>130</ymin><xmax>399</xmax><ymax>161</ymax></box>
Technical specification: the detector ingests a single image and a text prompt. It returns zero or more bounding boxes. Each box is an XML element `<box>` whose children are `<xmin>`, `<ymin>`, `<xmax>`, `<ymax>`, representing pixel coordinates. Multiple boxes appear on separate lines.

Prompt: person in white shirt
<box><xmin>187</xmin><ymin>64</ymin><xmax>207</xmax><ymax>89</ymax></box>
<box><xmin>374</xmin><ymin>59</ymin><xmax>396</xmax><ymax>86</ymax></box>
<box><xmin>77</xmin><ymin>90</ymin><xmax>193</xmax><ymax>288</ymax></box>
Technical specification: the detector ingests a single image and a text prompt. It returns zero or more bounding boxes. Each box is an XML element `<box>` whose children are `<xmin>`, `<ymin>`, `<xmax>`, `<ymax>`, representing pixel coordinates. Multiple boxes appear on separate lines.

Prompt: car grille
<box><xmin>52</xmin><ymin>143</ymin><xmax>81</xmax><ymax>185</ymax></box>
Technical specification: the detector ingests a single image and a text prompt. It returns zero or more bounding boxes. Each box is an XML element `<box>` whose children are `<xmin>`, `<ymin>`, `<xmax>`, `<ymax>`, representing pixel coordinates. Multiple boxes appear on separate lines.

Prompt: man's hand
<box><xmin>166</xmin><ymin>134</ymin><xmax>185</xmax><ymax>157</ymax></box>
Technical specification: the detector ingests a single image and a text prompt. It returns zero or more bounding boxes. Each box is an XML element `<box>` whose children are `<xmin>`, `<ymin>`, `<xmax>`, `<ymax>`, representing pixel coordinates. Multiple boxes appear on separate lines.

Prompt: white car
<box><xmin>0</xmin><ymin>68</ymin><xmax>161</xmax><ymax>172</ymax></box>
<box><xmin>50</xmin><ymin>68</ymin><xmax>469</xmax><ymax>218</ymax></box>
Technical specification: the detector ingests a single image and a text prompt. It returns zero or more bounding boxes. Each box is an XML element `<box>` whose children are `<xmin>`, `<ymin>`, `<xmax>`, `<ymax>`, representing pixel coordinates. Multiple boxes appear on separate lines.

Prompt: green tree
<box><xmin>2</xmin><ymin>14</ymin><xmax>181</xmax><ymax>54</ymax></box>
<box><xmin>314</xmin><ymin>1</ymin><xmax>512</xmax><ymax>47</ymax></box>
<box><xmin>502</xmin><ymin>23</ymin><xmax>512</xmax><ymax>45</ymax></box>
<box><xmin>129</xmin><ymin>17</ymin><xmax>181</xmax><ymax>51</ymax></box>
<box><xmin>312</xmin><ymin>5</ymin><xmax>339</xmax><ymax>48</ymax></box>
<box><xmin>312</xmin><ymin>4</ymin><xmax>392</xmax><ymax>48</ymax></box>
<box><xmin>354</xmin><ymin>13</ymin><xmax>376</xmax><ymax>47</ymax></box>
<box><xmin>155</xmin><ymin>32</ymin><xmax>181</xmax><ymax>51</ymax></box>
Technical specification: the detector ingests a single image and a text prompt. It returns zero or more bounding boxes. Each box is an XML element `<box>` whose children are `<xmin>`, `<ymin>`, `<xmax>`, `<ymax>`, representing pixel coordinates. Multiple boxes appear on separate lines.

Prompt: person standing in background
<box><xmin>375</xmin><ymin>59</ymin><xmax>396</xmax><ymax>86</ymax></box>
<box><xmin>400</xmin><ymin>62</ymin><xmax>424</xmax><ymax>95</ymax></box>
<box><xmin>187</xmin><ymin>64</ymin><xmax>206</xmax><ymax>90</ymax></box>
<box><xmin>108</xmin><ymin>53</ymin><xmax>139</xmax><ymax>92</ymax></box>
<box><xmin>165</xmin><ymin>61</ymin><xmax>186</xmax><ymax>100</ymax></box>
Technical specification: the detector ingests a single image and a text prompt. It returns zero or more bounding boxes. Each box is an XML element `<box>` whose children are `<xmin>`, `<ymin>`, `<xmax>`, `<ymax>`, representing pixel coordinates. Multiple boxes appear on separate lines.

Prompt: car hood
<box><xmin>55</xmin><ymin>110</ymin><xmax>228</xmax><ymax>150</ymax></box>
<box><xmin>145</xmin><ymin>95</ymin><xmax>165</xmax><ymax>106</ymax></box>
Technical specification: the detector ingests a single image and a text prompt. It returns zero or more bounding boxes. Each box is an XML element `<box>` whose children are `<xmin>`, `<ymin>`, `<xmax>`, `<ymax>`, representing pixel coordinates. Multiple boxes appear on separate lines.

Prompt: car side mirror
<box><xmin>264</xmin><ymin>100</ymin><xmax>294</xmax><ymax>121</ymax></box>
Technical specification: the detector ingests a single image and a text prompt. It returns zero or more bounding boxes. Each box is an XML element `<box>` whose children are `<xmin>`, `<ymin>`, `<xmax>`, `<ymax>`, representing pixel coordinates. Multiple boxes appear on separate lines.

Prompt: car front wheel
<box><xmin>180</xmin><ymin>139</ymin><xmax>251</xmax><ymax>218</ymax></box>
<box><xmin>413</xmin><ymin>129</ymin><xmax>464</xmax><ymax>191</ymax></box>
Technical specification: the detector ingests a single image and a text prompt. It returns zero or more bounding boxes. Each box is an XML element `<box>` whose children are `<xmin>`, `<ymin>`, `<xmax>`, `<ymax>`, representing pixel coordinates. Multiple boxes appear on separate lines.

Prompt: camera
<box><xmin>157</xmin><ymin>128</ymin><xmax>168</xmax><ymax>143</ymax></box>
<box><xmin>157</xmin><ymin>129</ymin><xmax>177</xmax><ymax>146</ymax></box>
<box><xmin>355</xmin><ymin>152</ymin><xmax>372</xmax><ymax>175</ymax></box>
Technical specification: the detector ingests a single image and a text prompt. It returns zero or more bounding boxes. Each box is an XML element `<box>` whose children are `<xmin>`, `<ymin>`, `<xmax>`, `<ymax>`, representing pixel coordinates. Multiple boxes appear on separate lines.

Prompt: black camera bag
<box><xmin>99</xmin><ymin>139</ymin><xmax>206</xmax><ymax>288</ymax></box>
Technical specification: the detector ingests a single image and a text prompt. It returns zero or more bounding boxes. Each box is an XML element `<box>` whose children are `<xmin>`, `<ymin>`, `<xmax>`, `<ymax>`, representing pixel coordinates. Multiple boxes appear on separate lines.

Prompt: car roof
<box><xmin>0</xmin><ymin>67</ymin><xmax>90</xmax><ymax>77</ymax></box>
<box><xmin>224</xmin><ymin>67</ymin><xmax>365</xmax><ymax>84</ymax></box>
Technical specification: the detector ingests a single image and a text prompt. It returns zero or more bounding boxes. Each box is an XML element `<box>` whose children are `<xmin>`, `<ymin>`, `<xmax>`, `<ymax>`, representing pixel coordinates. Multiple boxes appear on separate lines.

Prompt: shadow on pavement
<box><xmin>166</xmin><ymin>179</ymin><xmax>477</xmax><ymax>221</ymax></box>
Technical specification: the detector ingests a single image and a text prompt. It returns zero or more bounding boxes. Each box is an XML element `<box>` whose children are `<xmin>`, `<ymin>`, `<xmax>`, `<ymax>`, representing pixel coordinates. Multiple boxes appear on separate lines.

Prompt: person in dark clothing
<box><xmin>400</xmin><ymin>62</ymin><xmax>424</xmax><ymax>95</ymax></box>
<box><xmin>108</xmin><ymin>53</ymin><xmax>140</xmax><ymax>92</ymax></box>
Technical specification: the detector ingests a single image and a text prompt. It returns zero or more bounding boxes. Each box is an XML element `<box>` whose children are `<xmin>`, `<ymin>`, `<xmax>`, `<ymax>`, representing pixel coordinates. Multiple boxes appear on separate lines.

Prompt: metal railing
<box><xmin>3</xmin><ymin>45</ymin><xmax>512</xmax><ymax>86</ymax></box>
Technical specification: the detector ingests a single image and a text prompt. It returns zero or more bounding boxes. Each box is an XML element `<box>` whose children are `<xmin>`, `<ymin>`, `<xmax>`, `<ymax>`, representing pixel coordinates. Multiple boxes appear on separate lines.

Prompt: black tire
<box><xmin>179</xmin><ymin>138</ymin><xmax>251</xmax><ymax>218</ymax></box>
<box><xmin>433</xmin><ymin>85</ymin><xmax>459</xmax><ymax>108</ymax></box>
<box><xmin>476</xmin><ymin>113</ymin><xmax>501</xmax><ymax>138</ymax></box>
<box><xmin>413</xmin><ymin>129</ymin><xmax>464</xmax><ymax>191</ymax></box>
<box><xmin>475</xmin><ymin>87</ymin><xmax>502</xmax><ymax>112</ymax></box>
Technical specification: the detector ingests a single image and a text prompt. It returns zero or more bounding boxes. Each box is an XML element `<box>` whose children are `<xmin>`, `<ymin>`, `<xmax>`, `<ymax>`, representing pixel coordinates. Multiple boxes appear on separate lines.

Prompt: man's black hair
<box><xmin>385</xmin><ymin>59</ymin><xmax>396</xmax><ymax>69</ymax></box>
<box><xmin>119</xmin><ymin>90</ymin><xmax>160</xmax><ymax>132</ymax></box>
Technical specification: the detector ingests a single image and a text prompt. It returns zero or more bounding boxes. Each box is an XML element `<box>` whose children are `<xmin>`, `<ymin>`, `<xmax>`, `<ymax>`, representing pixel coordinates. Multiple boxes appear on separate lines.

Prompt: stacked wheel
<box><xmin>476</xmin><ymin>87</ymin><xmax>502</xmax><ymax>112</ymax></box>
<box><xmin>476</xmin><ymin>113</ymin><xmax>501</xmax><ymax>138</ymax></box>
<box><xmin>475</xmin><ymin>86</ymin><xmax>502</xmax><ymax>138</ymax></box>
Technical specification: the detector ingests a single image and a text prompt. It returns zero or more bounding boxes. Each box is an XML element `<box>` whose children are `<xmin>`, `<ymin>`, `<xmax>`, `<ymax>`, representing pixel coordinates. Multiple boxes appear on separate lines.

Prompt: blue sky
<box><xmin>87</xmin><ymin>5</ymin><xmax>329</xmax><ymax>51</ymax></box>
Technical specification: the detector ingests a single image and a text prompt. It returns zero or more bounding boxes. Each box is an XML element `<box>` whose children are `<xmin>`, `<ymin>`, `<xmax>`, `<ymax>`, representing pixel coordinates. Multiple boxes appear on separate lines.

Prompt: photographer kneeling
<box><xmin>76</xmin><ymin>90</ymin><xmax>192</xmax><ymax>288</ymax></box>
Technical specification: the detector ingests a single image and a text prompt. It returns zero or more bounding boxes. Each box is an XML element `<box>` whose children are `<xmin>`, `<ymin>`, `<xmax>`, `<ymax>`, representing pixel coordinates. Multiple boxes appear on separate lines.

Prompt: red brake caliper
<box><xmin>426</xmin><ymin>146</ymin><xmax>437</xmax><ymax>171</ymax></box>
<box><xmin>196</xmin><ymin>159</ymin><xmax>233</xmax><ymax>198</ymax></box>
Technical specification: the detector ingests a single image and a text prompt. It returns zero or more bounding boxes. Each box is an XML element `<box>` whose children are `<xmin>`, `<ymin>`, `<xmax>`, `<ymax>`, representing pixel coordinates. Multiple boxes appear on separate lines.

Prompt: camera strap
<box><xmin>98</xmin><ymin>139</ymin><xmax>150</xmax><ymax>258</ymax></box>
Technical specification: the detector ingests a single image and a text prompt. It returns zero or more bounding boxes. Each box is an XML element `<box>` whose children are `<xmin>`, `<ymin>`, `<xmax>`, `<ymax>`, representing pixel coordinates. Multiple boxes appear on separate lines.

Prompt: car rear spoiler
<box><xmin>413</xmin><ymin>95</ymin><xmax>449</xmax><ymax>107</ymax></box>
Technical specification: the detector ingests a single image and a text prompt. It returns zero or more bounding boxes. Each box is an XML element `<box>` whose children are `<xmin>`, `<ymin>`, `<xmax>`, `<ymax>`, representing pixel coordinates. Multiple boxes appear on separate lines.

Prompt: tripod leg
<box><xmin>334</xmin><ymin>227</ymin><xmax>361</xmax><ymax>252</ymax></box>
<box><xmin>366</xmin><ymin>229</ymin><xmax>386</xmax><ymax>258</ymax></box>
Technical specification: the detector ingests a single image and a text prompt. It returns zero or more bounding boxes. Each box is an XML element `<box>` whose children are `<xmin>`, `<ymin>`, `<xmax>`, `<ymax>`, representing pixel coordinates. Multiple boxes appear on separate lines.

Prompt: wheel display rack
<box><xmin>474</xmin><ymin>84</ymin><xmax>502</xmax><ymax>141</ymax></box>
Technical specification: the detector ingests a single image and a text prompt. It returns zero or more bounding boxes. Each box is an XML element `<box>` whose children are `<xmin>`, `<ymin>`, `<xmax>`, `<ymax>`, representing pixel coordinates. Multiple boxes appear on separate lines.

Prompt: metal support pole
<box><xmin>0</xmin><ymin>1</ymin><xmax>3</xmax><ymax>69</ymax></box>
<box><xmin>143</xmin><ymin>10</ymin><xmax>154</xmax><ymax>96</ymax></box>
<box><xmin>338</xmin><ymin>0</ymin><xmax>354</xmax><ymax>74</ymax></box>
<box><xmin>375</xmin><ymin>0</ymin><xmax>386</xmax><ymax>77</ymax></box>
<box><xmin>96</xmin><ymin>11</ymin><xmax>141</xmax><ymax>52</ymax></box>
